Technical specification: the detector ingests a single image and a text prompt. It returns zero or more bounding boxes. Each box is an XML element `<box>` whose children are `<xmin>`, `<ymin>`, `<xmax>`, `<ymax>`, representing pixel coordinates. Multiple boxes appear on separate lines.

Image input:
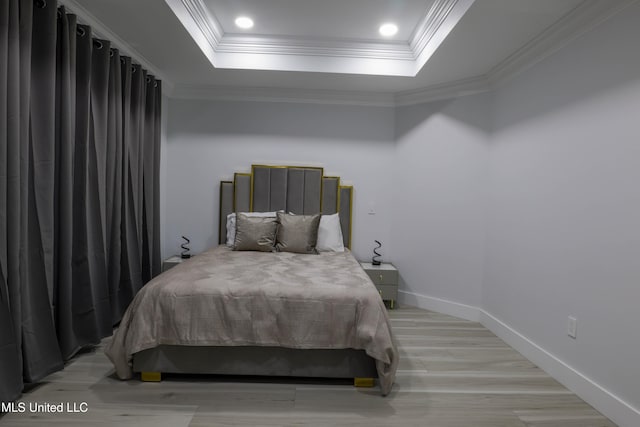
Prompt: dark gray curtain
<box><xmin>0</xmin><ymin>0</ymin><xmax>27</xmax><ymax>402</ymax></box>
<box><xmin>0</xmin><ymin>0</ymin><xmax>162</xmax><ymax>403</ymax></box>
<box><xmin>106</xmin><ymin>48</ymin><xmax>124</xmax><ymax>322</ymax></box>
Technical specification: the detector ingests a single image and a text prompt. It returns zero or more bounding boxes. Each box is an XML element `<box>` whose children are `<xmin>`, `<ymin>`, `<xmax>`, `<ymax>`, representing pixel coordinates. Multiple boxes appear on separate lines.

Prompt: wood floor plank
<box><xmin>392</xmin><ymin>371</ymin><xmax>570</xmax><ymax>394</ymax></box>
<box><xmin>390</xmin><ymin>319</ymin><xmax>481</xmax><ymax>327</ymax></box>
<box><xmin>411</xmin><ymin>347</ymin><xmax>539</xmax><ymax>373</ymax></box>
<box><xmin>520</xmin><ymin>419</ymin><xmax>616</xmax><ymax>427</ymax></box>
<box><xmin>0</xmin><ymin>305</ymin><xmax>617</xmax><ymax>427</ymax></box>
<box><xmin>393</xmin><ymin>326</ymin><xmax>497</xmax><ymax>337</ymax></box>
<box><xmin>397</xmin><ymin>335</ymin><xmax>511</xmax><ymax>348</ymax></box>
<box><xmin>515</xmin><ymin>408</ymin><xmax>618</xmax><ymax>427</ymax></box>
<box><xmin>0</xmin><ymin>403</ymin><xmax>196</xmax><ymax>426</ymax></box>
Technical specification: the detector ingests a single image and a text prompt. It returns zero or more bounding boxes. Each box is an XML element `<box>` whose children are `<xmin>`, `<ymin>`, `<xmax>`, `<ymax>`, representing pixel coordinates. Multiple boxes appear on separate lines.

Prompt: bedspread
<box><xmin>105</xmin><ymin>246</ymin><xmax>398</xmax><ymax>395</ymax></box>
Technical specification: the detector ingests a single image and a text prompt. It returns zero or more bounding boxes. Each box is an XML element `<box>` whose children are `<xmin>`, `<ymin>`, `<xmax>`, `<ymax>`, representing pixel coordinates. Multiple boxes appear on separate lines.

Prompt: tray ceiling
<box><xmin>166</xmin><ymin>0</ymin><xmax>474</xmax><ymax>76</ymax></box>
<box><xmin>59</xmin><ymin>0</ymin><xmax>636</xmax><ymax>105</ymax></box>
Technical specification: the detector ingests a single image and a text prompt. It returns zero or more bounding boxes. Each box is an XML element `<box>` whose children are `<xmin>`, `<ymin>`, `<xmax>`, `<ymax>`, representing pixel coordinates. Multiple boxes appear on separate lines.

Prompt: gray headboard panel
<box><xmin>219</xmin><ymin>181</ymin><xmax>234</xmax><ymax>244</ymax></box>
<box><xmin>251</xmin><ymin>166</ymin><xmax>323</xmax><ymax>214</ymax></box>
<box><xmin>219</xmin><ymin>165</ymin><xmax>353</xmax><ymax>248</ymax></box>
<box><xmin>322</xmin><ymin>177</ymin><xmax>340</xmax><ymax>214</ymax></box>
<box><xmin>234</xmin><ymin>173</ymin><xmax>251</xmax><ymax>212</ymax></box>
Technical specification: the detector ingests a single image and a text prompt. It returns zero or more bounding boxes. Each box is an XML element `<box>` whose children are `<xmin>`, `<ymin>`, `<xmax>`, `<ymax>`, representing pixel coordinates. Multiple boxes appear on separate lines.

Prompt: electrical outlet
<box><xmin>567</xmin><ymin>316</ymin><xmax>577</xmax><ymax>339</ymax></box>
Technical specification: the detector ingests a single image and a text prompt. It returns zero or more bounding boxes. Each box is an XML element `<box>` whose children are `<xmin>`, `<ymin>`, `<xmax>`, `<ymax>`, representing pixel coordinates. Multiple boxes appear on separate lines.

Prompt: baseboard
<box><xmin>480</xmin><ymin>310</ymin><xmax>640</xmax><ymax>427</ymax></box>
<box><xmin>397</xmin><ymin>289</ymin><xmax>640</xmax><ymax>427</ymax></box>
<box><xmin>397</xmin><ymin>290</ymin><xmax>482</xmax><ymax>322</ymax></box>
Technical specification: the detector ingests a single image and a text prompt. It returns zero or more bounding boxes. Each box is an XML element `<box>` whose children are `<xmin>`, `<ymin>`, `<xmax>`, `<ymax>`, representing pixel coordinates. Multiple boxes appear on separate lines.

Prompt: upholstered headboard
<box><xmin>219</xmin><ymin>165</ymin><xmax>353</xmax><ymax>248</ymax></box>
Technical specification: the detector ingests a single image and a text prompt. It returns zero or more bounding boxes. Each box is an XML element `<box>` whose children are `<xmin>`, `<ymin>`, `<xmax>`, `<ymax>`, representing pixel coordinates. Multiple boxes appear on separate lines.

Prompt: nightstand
<box><xmin>360</xmin><ymin>262</ymin><xmax>398</xmax><ymax>309</ymax></box>
<box><xmin>162</xmin><ymin>255</ymin><xmax>186</xmax><ymax>272</ymax></box>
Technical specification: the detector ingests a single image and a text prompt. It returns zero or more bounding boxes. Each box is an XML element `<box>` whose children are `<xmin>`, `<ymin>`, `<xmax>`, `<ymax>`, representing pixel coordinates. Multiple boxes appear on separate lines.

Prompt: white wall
<box><xmin>485</xmin><ymin>2</ymin><xmax>640</xmax><ymax>422</ymax></box>
<box><xmin>163</xmin><ymin>99</ymin><xmax>395</xmax><ymax>261</ymax></box>
<box><xmin>390</xmin><ymin>5</ymin><xmax>640</xmax><ymax>422</ymax></box>
<box><xmin>393</xmin><ymin>94</ymin><xmax>491</xmax><ymax>310</ymax></box>
<box><xmin>160</xmin><ymin>5</ymin><xmax>640</xmax><ymax>424</ymax></box>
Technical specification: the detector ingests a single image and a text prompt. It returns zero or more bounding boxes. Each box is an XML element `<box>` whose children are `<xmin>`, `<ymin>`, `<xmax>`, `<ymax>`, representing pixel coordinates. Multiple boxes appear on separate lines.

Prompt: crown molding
<box><xmin>395</xmin><ymin>76</ymin><xmax>490</xmax><ymax>106</ymax></box>
<box><xmin>171</xmin><ymin>76</ymin><xmax>492</xmax><ymax>108</ymax></box>
<box><xmin>164</xmin><ymin>0</ymin><xmax>217</xmax><ymax>68</ymax></box>
<box><xmin>410</xmin><ymin>0</ymin><xmax>475</xmax><ymax>70</ymax></box>
<box><xmin>216</xmin><ymin>35</ymin><xmax>413</xmax><ymax>61</ymax></box>
<box><xmin>487</xmin><ymin>0</ymin><xmax>639</xmax><ymax>87</ymax></box>
<box><xmin>172</xmin><ymin>85</ymin><xmax>396</xmax><ymax>107</ymax></box>
<box><xmin>179</xmin><ymin>0</ymin><xmax>223</xmax><ymax>48</ymax></box>
<box><xmin>59</xmin><ymin>0</ymin><xmax>174</xmax><ymax>93</ymax></box>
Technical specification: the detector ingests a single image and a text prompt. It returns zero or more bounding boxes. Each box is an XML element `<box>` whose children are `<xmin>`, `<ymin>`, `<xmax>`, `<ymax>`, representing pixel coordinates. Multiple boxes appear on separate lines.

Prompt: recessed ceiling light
<box><xmin>235</xmin><ymin>16</ymin><xmax>254</xmax><ymax>29</ymax></box>
<box><xmin>379</xmin><ymin>23</ymin><xmax>398</xmax><ymax>37</ymax></box>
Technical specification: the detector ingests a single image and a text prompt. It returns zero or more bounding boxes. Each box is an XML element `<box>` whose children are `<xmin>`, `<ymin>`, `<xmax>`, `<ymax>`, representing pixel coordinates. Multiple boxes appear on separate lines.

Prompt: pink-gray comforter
<box><xmin>105</xmin><ymin>246</ymin><xmax>398</xmax><ymax>394</ymax></box>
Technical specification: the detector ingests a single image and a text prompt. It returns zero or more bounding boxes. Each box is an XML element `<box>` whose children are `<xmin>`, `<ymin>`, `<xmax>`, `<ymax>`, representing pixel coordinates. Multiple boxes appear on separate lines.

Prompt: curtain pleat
<box><xmin>65</xmin><ymin>22</ymin><xmax>96</xmax><ymax>358</ymax></box>
<box><xmin>0</xmin><ymin>0</ymin><xmax>24</xmax><ymax>403</ymax></box>
<box><xmin>91</xmin><ymin>39</ymin><xmax>109</xmax><ymax>260</ymax></box>
<box><xmin>54</xmin><ymin>6</ymin><xmax>77</xmax><ymax>359</ymax></box>
<box><xmin>142</xmin><ymin>75</ymin><xmax>161</xmax><ymax>282</ymax></box>
<box><xmin>0</xmin><ymin>274</ymin><xmax>21</xmax><ymax>402</ymax></box>
<box><xmin>134</xmin><ymin>67</ymin><xmax>145</xmax><ymax>261</ymax></box>
<box><xmin>129</xmin><ymin>63</ymin><xmax>144</xmax><ymax>270</ymax></box>
<box><xmin>106</xmin><ymin>48</ymin><xmax>124</xmax><ymax>323</ymax></box>
<box><xmin>21</xmin><ymin>0</ymin><xmax>64</xmax><ymax>381</ymax></box>
<box><xmin>119</xmin><ymin>57</ymin><xmax>143</xmax><ymax>307</ymax></box>
<box><xmin>85</xmin><ymin>35</ymin><xmax>111</xmax><ymax>341</ymax></box>
<box><xmin>0</xmin><ymin>0</ymin><xmax>161</xmax><ymax>402</ymax></box>
<box><xmin>151</xmin><ymin>80</ymin><xmax>161</xmax><ymax>277</ymax></box>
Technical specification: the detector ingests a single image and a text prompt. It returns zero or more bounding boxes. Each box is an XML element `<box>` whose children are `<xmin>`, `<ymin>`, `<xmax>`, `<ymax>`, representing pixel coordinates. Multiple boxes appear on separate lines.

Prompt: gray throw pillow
<box><xmin>234</xmin><ymin>213</ymin><xmax>277</xmax><ymax>252</ymax></box>
<box><xmin>275</xmin><ymin>212</ymin><xmax>321</xmax><ymax>254</ymax></box>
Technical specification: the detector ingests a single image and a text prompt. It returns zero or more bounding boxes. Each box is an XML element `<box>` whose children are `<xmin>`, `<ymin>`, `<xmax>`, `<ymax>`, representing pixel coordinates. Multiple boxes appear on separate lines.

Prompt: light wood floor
<box><xmin>1</xmin><ymin>305</ymin><xmax>616</xmax><ymax>426</ymax></box>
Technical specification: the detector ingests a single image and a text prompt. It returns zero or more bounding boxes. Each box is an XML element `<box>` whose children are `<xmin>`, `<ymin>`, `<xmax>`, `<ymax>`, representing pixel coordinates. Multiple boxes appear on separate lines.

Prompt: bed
<box><xmin>105</xmin><ymin>165</ymin><xmax>398</xmax><ymax>395</ymax></box>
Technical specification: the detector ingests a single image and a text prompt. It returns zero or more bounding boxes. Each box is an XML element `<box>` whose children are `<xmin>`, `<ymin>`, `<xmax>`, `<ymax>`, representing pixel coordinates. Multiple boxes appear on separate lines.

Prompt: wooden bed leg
<box><xmin>141</xmin><ymin>371</ymin><xmax>162</xmax><ymax>382</ymax></box>
<box><xmin>354</xmin><ymin>377</ymin><xmax>374</xmax><ymax>388</ymax></box>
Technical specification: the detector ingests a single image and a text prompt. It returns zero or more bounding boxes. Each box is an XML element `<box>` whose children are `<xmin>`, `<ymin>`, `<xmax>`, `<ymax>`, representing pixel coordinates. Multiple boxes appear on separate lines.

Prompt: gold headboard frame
<box><xmin>219</xmin><ymin>165</ymin><xmax>353</xmax><ymax>248</ymax></box>
<box><xmin>340</xmin><ymin>185</ymin><xmax>353</xmax><ymax>249</ymax></box>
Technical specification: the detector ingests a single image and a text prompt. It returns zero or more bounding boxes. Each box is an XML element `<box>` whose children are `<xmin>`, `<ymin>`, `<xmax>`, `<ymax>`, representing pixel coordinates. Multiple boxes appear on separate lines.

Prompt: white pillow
<box><xmin>316</xmin><ymin>213</ymin><xmax>345</xmax><ymax>252</ymax></box>
<box><xmin>226</xmin><ymin>211</ymin><xmax>277</xmax><ymax>246</ymax></box>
